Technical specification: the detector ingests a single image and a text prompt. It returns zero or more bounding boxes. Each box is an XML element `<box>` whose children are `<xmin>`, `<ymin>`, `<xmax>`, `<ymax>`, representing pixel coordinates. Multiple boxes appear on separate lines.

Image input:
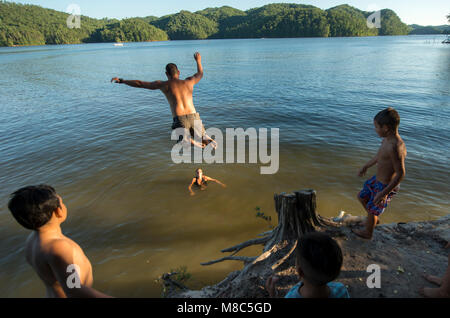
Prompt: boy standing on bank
<box><xmin>353</xmin><ymin>107</ymin><xmax>407</xmax><ymax>240</ymax></box>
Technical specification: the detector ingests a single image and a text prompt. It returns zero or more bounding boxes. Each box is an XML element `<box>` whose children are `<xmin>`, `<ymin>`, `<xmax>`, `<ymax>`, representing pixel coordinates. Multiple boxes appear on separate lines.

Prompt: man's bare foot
<box><xmin>419</xmin><ymin>287</ymin><xmax>450</xmax><ymax>298</ymax></box>
<box><xmin>351</xmin><ymin>227</ymin><xmax>373</xmax><ymax>240</ymax></box>
<box><xmin>423</xmin><ymin>274</ymin><xmax>443</xmax><ymax>286</ymax></box>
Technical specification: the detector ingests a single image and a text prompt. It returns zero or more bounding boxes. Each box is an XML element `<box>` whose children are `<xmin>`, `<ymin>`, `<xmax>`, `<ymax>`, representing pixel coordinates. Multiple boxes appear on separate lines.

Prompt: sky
<box><xmin>7</xmin><ymin>0</ymin><xmax>450</xmax><ymax>26</ymax></box>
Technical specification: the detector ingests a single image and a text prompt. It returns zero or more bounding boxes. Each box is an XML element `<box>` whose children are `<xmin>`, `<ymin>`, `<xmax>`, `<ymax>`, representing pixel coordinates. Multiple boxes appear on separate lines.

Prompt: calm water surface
<box><xmin>0</xmin><ymin>35</ymin><xmax>449</xmax><ymax>297</ymax></box>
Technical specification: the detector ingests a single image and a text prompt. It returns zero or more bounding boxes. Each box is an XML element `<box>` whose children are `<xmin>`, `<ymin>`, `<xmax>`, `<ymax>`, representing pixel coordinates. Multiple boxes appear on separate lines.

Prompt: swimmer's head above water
<box><xmin>188</xmin><ymin>168</ymin><xmax>226</xmax><ymax>196</ymax></box>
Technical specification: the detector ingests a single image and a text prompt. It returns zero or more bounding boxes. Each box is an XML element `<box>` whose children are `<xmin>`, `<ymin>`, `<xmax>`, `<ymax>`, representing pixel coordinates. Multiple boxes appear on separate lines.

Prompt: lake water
<box><xmin>0</xmin><ymin>35</ymin><xmax>449</xmax><ymax>297</ymax></box>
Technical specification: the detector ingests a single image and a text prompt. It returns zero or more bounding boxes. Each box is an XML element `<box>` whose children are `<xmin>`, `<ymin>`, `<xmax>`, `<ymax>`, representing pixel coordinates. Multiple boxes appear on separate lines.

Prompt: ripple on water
<box><xmin>0</xmin><ymin>36</ymin><xmax>449</xmax><ymax>297</ymax></box>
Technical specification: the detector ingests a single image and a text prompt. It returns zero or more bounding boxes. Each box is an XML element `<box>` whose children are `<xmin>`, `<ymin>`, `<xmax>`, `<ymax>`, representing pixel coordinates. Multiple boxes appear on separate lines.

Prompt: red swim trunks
<box><xmin>358</xmin><ymin>176</ymin><xmax>399</xmax><ymax>216</ymax></box>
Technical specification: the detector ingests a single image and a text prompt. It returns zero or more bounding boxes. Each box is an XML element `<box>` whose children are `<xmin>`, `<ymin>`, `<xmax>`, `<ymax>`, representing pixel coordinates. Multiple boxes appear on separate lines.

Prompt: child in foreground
<box><xmin>265</xmin><ymin>232</ymin><xmax>349</xmax><ymax>298</ymax></box>
<box><xmin>8</xmin><ymin>185</ymin><xmax>112</xmax><ymax>298</ymax></box>
<box><xmin>353</xmin><ymin>107</ymin><xmax>407</xmax><ymax>240</ymax></box>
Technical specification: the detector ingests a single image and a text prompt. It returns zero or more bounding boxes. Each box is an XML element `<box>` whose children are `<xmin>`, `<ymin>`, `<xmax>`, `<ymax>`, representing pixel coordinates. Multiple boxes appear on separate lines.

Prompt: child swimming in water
<box><xmin>188</xmin><ymin>168</ymin><xmax>226</xmax><ymax>196</ymax></box>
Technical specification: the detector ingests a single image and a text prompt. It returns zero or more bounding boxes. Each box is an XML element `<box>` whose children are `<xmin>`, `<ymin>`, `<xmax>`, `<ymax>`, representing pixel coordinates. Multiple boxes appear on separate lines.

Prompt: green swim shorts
<box><xmin>172</xmin><ymin>113</ymin><xmax>206</xmax><ymax>142</ymax></box>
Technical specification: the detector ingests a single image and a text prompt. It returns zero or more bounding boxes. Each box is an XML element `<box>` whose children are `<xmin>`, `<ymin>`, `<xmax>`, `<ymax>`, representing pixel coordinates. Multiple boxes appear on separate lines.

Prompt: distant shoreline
<box><xmin>2</xmin><ymin>34</ymin><xmax>448</xmax><ymax>49</ymax></box>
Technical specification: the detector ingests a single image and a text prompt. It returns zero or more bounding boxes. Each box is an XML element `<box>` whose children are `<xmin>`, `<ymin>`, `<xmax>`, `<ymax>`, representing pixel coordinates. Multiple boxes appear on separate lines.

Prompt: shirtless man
<box><xmin>8</xmin><ymin>185</ymin><xmax>111</xmax><ymax>298</ymax></box>
<box><xmin>188</xmin><ymin>168</ymin><xmax>226</xmax><ymax>196</ymax></box>
<box><xmin>352</xmin><ymin>107</ymin><xmax>407</xmax><ymax>240</ymax></box>
<box><xmin>111</xmin><ymin>52</ymin><xmax>216</xmax><ymax>149</ymax></box>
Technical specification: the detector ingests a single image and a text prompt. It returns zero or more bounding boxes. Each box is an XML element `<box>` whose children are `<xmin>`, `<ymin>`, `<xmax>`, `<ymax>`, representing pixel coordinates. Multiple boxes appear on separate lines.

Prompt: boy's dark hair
<box><xmin>166</xmin><ymin>63</ymin><xmax>179</xmax><ymax>77</ymax></box>
<box><xmin>374</xmin><ymin>107</ymin><xmax>400</xmax><ymax>131</ymax></box>
<box><xmin>8</xmin><ymin>185</ymin><xmax>60</xmax><ymax>230</ymax></box>
<box><xmin>295</xmin><ymin>232</ymin><xmax>343</xmax><ymax>286</ymax></box>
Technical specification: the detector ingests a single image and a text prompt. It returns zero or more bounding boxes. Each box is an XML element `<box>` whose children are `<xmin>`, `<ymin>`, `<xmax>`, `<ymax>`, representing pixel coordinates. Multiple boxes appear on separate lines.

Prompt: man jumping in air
<box><xmin>112</xmin><ymin>52</ymin><xmax>216</xmax><ymax>149</ymax></box>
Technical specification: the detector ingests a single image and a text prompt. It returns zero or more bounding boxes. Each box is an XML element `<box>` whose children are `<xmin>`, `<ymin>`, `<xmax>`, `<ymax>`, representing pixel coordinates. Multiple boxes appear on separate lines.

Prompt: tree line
<box><xmin>0</xmin><ymin>1</ymin><xmax>438</xmax><ymax>47</ymax></box>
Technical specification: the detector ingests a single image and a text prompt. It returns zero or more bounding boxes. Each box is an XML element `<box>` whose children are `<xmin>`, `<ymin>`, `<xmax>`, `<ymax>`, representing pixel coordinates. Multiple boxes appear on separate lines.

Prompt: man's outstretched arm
<box><xmin>186</xmin><ymin>52</ymin><xmax>203</xmax><ymax>85</ymax></box>
<box><xmin>111</xmin><ymin>77</ymin><xmax>166</xmax><ymax>90</ymax></box>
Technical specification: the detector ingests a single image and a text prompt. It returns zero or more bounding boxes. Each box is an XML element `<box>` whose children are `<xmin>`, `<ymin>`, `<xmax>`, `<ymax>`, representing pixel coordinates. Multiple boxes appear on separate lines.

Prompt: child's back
<box><xmin>25</xmin><ymin>231</ymin><xmax>93</xmax><ymax>298</ymax></box>
<box><xmin>285</xmin><ymin>281</ymin><xmax>349</xmax><ymax>298</ymax></box>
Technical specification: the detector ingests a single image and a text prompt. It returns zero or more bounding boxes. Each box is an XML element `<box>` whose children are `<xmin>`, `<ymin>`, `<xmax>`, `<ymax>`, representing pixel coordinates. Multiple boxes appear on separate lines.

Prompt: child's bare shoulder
<box><xmin>387</xmin><ymin>136</ymin><xmax>407</xmax><ymax>157</ymax></box>
<box><xmin>394</xmin><ymin>135</ymin><xmax>406</xmax><ymax>153</ymax></box>
<box><xmin>45</xmin><ymin>237</ymin><xmax>79</xmax><ymax>260</ymax></box>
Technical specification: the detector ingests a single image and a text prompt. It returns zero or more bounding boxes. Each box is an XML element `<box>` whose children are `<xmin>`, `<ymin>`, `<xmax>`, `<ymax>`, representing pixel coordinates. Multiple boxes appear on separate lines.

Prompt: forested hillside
<box><xmin>0</xmin><ymin>1</ymin><xmax>416</xmax><ymax>47</ymax></box>
<box><xmin>0</xmin><ymin>1</ymin><xmax>167</xmax><ymax>46</ymax></box>
<box><xmin>408</xmin><ymin>24</ymin><xmax>449</xmax><ymax>35</ymax></box>
<box><xmin>151</xmin><ymin>10</ymin><xmax>218</xmax><ymax>40</ymax></box>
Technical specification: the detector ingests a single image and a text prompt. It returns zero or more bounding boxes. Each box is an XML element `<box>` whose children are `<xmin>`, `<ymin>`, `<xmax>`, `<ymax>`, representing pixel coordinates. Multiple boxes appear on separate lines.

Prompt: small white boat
<box><xmin>114</xmin><ymin>43</ymin><xmax>124</xmax><ymax>47</ymax></box>
<box><xmin>442</xmin><ymin>36</ymin><xmax>450</xmax><ymax>44</ymax></box>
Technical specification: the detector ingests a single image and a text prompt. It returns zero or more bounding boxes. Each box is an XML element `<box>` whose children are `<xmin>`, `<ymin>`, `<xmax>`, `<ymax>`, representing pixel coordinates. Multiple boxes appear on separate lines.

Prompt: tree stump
<box><xmin>166</xmin><ymin>189</ymin><xmax>326</xmax><ymax>297</ymax></box>
<box><xmin>264</xmin><ymin>189</ymin><xmax>319</xmax><ymax>251</ymax></box>
<box><xmin>201</xmin><ymin>189</ymin><xmax>322</xmax><ymax>265</ymax></box>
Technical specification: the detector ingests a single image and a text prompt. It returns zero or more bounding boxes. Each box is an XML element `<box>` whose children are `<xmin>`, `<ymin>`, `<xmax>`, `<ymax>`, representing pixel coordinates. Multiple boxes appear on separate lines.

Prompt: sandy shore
<box><xmin>167</xmin><ymin>214</ymin><xmax>450</xmax><ymax>298</ymax></box>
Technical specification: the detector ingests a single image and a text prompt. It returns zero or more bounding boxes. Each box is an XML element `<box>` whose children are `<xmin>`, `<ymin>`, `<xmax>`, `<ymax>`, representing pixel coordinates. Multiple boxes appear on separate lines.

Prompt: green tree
<box><xmin>195</xmin><ymin>6</ymin><xmax>247</xmax><ymax>38</ymax></box>
<box><xmin>217</xmin><ymin>4</ymin><xmax>330</xmax><ymax>38</ymax></box>
<box><xmin>96</xmin><ymin>19</ymin><xmax>168</xmax><ymax>42</ymax></box>
<box><xmin>409</xmin><ymin>25</ymin><xmax>442</xmax><ymax>35</ymax></box>
<box><xmin>151</xmin><ymin>10</ymin><xmax>218</xmax><ymax>40</ymax></box>
<box><xmin>0</xmin><ymin>2</ymin><xmax>108</xmax><ymax>45</ymax></box>
<box><xmin>379</xmin><ymin>9</ymin><xmax>409</xmax><ymax>35</ymax></box>
<box><xmin>326</xmin><ymin>5</ymin><xmax>378</xmax><ymax>37</ymax></box>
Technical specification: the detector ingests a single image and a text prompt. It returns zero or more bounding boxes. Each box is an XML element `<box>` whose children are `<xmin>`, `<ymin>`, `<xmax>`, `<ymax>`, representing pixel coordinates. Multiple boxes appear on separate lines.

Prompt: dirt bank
<box><xmin>166</xmin><ymin>215</ymin><xmax>449</xmax><ymax>298</ymax></box>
